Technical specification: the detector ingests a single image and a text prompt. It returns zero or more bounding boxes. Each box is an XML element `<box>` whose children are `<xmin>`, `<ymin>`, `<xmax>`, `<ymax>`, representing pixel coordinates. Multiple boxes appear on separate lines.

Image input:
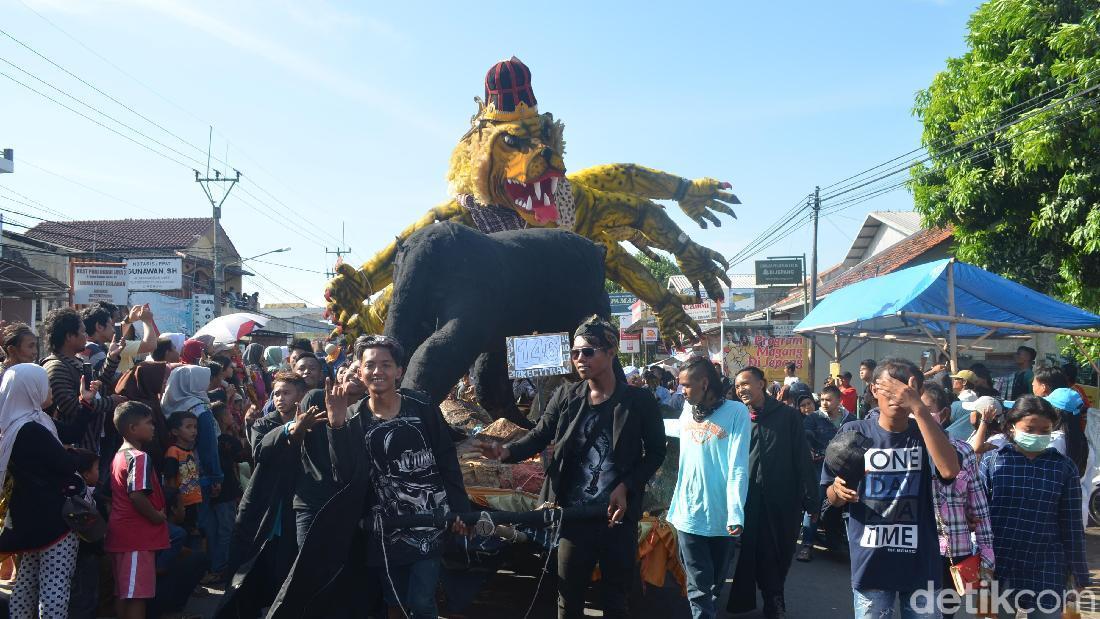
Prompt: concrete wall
<box><xmin>3</xmin><ymin>237</ymin><xmax>70</xmax><ymax>285</ymax></box>
<box><xmin>191</xmin><ymin>226</ymin><xmax>243</xmax><ymax>294</ymax></box>
<box><xmin>865</xmin><ymin>224</ymin><xmax>910</xmax><ymax>260</ymax></box>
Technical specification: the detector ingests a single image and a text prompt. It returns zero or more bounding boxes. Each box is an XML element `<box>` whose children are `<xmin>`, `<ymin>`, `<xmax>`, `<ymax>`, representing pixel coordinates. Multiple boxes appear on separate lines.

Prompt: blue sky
<box><xmin>0</xmin><ymin>0</ymin><xmax>982</xmax><ymax>307</ymax></box>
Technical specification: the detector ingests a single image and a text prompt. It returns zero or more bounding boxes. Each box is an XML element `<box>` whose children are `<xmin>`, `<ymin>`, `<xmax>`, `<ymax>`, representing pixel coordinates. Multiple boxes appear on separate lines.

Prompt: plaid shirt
<box><xmin>978</xmin><ymin>442</ymin><xmax>1090</xmax><ymax>593</ymax></box>
<box><xmin>933</xmin><ymin>439</ymin><xmax>994</xmax><ymax>571</ymax></box>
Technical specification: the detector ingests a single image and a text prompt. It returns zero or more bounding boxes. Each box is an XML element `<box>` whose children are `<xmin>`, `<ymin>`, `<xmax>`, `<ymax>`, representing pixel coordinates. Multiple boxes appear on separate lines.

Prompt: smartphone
<box><xmin>80</xmin><ymin>363</ymin><xmax>99</xmax><ymax>400</ymax></box>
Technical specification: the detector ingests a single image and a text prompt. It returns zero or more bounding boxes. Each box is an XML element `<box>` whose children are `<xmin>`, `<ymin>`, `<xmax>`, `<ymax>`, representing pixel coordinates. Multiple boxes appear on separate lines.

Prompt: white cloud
<box><xmin>19</xmin><ymin>0</ymin><xmax>97</xmax><ymax>15</ymax></box>
<box><xmin>85</xmin><ymin>0</ymin><xmax>444</xmax><ymax>136</ymax></box>
<box><xmin>278</xmin><ymin>0</ymin><xmax>406</xmax><ymax>46</ymax></box>
<box><xmin>281</xmin><ymin>0</ymin><xmax>360</xmax><ymax>34</ymax></box>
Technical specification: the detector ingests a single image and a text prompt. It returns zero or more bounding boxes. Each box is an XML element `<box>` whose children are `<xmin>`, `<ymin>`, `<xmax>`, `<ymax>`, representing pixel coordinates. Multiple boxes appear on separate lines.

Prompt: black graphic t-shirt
<box><xmin>562</xmin><ymin>399</ymin><xmax>617</xmax><ymax>507</ymax></box>
<box><xmin>363</xmin><ymin>401</ymin><xmax>450</xmax><ymax>566</ymax></box>
<box><xmin>821</xmin><ymin>417</ymin><xmax>942</xmax><ymax>591</ymax></box>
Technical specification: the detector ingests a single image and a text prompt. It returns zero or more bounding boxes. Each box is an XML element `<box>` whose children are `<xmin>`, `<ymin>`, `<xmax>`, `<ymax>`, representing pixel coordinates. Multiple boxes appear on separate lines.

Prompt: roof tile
<box><xmin>24</xmin><ymin>218</ymin><xmax>214</xmax><ymax>252</ymax></box>
<box><xmin>769</xmin><ymin>225</ymin><xmax>953</xmax><ymax>308</ymax></box>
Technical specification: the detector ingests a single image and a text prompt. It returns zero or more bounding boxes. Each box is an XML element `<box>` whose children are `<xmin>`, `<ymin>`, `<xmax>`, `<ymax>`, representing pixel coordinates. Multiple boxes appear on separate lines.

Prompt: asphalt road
<box><xmin>187</xmin><ymin>541</ymin><xmax>855</xmax><ymax>618</ymax></box>
<box><xmin>189</xmin><ymin>529</ymin><xmax>1100</xmax><ymax>618</ymax></box>
<box><xmin>447</xmin><ymin>543</ymin><xmax>854</xmax><ymax>619</ymax></box>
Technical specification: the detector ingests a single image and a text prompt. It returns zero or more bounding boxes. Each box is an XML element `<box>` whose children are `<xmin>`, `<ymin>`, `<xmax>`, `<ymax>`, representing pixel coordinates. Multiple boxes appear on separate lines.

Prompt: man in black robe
<box><xmin>727</xmin><ymin>366</ymin><xmax>817</xmax><ymax>619</ymax></box>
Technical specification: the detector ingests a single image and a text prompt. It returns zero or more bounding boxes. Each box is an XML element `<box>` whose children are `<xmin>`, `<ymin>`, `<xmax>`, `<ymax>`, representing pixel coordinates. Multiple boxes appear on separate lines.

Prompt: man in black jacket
<box><xmin>219</xmin><ymin>372</ymin><xmax>312</xmax><ymax>619</ymax></box>
<box><xmin>477</xmin><ymin>316</ymin><xmax>667</xmax><ymax>619</ymax></box>
<box><xmin>325</xmin><ymin>334</ymin><xmax>469</xmax><ymax>619</ymax></box>
<box><xmin>727</xmin><ymin>366</ymin><xmax>818</xmax><ymax>619</ymax></box>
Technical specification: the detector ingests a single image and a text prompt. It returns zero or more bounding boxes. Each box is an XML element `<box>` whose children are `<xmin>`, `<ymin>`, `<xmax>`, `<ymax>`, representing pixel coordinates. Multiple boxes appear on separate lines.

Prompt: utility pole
<box><xmin>810</xmin><ymin>186</ymin><xmax>820</xmax><ymax>310</ymax></box>
<box><xmin>325</xmin><ymin>221</ymin><xmax>352</xmax><ymax>279</ymax></box>
<box><xmin>807</xmin><ymin>186</ymin><xmax>821</xmax><ymax>383</ymax></box>
<box><xmin>194</xmin><ymin>128</ymin><xmax>240</xmax><ymax>317</ymax></box>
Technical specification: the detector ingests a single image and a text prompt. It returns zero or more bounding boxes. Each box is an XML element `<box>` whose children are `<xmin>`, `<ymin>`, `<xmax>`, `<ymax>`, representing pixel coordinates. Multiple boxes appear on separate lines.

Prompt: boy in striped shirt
<box><xmin>104</xmin><ymin>402</ymin><xmax>169</xmax><ymax>619</ymax></box>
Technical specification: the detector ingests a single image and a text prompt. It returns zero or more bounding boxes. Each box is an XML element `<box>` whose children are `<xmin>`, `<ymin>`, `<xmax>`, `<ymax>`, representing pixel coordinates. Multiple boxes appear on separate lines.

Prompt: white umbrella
<box><xmin>193</xmin><ymin>312</ymin><xmax>269</xmax><ymax>346</ymax></box>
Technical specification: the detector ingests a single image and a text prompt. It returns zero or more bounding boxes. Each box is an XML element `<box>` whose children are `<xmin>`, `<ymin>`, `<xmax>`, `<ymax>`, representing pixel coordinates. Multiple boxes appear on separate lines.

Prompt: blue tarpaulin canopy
<box><xmin>794</xmin><ymin>260</ymin><xmax>1100</xmax><ymax>347</ymax></box>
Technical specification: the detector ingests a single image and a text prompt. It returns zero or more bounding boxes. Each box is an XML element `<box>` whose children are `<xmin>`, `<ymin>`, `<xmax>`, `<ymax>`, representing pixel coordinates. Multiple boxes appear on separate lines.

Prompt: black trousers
<box><xmin>728</xmin><ymin>502</ymin><xmax>798</xmax><ymax>614</ymax></box>
<box><xmin>556</xmin><ymin>517</ymin><xmax>638</xmax><ymax>619</ymax></box>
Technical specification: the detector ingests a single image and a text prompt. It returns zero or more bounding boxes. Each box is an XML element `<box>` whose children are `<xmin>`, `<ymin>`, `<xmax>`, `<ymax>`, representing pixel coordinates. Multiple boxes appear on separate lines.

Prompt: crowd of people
<box><xmin>0</xmin><ymin>300</ymin><xmax>1091</xmax><ymax>619</ymax></box>
<box><xmin>0</xmin><ymin>302</ymin><xmax>330</xmax><ymax>618</ymax></box>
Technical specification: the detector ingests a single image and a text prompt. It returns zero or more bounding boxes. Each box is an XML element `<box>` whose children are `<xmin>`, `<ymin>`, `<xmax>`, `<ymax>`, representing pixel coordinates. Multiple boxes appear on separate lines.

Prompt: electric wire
<box><xmin>0</xmin><ymin>55</ymin><xmax>207</xmax><ymax>168</ymax></box>
<box><xmin>0</xmin><ymin>69</ymin><xmax>193</xmax><ymax>169</ymax></box>
<box><xmin>819</xmin><ymin>93</ymin><xmax>1100</xmax><ymax>213</ymax></box>
<box><xmin>818</xmin><ymin>66</ymin><xmax>1100</xmax><ymax>197</ymax></box>
<box><xmin>1</xmin><ymin>26</ymin><xmax>351</xmax><ymax>250</ymax></box>
<box><xmin>820</xmin><ymin>76</ymin><xmax>1100</xmax><ymax>202</ymax></box>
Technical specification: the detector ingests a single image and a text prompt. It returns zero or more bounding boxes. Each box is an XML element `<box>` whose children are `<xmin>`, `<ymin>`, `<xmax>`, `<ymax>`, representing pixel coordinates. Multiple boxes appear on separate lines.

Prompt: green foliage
<box><xmin>605</xmin><ymin>253</ymin><xmax>683</xmax><ymax>293</ymax></box>
<box><xmin>911</xmin><ymin>0</ymin><xmax>1100</xmax><ymax>312</ymax></box>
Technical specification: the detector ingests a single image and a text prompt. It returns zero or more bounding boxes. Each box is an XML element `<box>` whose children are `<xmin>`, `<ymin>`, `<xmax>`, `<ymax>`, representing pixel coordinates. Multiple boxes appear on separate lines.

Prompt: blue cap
<box><xmin>1044</xmin><ymin>388</ymin><xmax>1084</xmax><ymax>414</ymax></box>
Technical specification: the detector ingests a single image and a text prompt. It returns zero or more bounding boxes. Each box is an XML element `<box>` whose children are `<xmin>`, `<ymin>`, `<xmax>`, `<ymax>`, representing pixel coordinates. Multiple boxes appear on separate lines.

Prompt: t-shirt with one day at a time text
<box><xmin>821</xmin><ymin>417</ymin><xmax>943</xmax><ymax>592</ymax></box>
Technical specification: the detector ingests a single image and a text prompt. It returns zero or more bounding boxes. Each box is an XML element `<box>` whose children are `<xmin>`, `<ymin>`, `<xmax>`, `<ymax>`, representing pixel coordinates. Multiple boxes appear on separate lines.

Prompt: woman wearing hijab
<box><xmin>116</xmin><ymin>362</ymin><xmax>170</xmax><ymax>471</ymax></box>
<box><xmin>263</xmin><ymin>346</ymin><xmax>286</xmax><ymax>375</ymax></box>
<box><xmin>162</xmin><ymin>365</ymin><xmax>223</xmax><ymax>497</ymax></box>
<box><xmin>242</xmin><ymin>343</ymin><xmax>268</xmax><ymax>407</ymax></box>
<box><xmin>0</xmin><ymin>364</ymin><xmax>81</xmax><ymax>618</ymax></box>
<box><xmin>180</xmin><ymin>339</ymin><xmax>206</xmax><ymax>366</ymax></box>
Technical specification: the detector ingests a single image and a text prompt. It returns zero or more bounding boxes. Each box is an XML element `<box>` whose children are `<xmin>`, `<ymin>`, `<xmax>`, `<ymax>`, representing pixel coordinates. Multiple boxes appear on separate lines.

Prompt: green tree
<box><xmin>605</xmin><ymin>253</ymin><xmax>683</xmax><ymax>294</ymax></box>
<box><xmin>911</xmin><ymin>0</ymin><xmax>1100</xmax><ymax>311</ymax></box>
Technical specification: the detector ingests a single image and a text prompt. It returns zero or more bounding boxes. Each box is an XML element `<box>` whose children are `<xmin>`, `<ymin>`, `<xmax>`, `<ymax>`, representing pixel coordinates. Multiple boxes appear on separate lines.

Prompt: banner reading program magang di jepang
<box><xmin>724</xmin><ymin>335</ymin><xmax>809</xmax><ymax>383</ymax></box>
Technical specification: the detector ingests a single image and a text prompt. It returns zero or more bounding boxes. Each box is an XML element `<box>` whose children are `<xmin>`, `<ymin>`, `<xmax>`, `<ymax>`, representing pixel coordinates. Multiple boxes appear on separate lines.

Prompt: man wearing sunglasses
<box><xmin>477</xmin><ymin>316</ymin><xmax>666</xmax><ymax>619</ymax></box>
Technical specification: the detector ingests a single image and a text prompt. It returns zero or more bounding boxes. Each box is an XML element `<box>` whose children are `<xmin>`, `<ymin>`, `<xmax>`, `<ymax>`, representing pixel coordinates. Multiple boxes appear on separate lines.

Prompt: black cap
<box><xmin>825</xmin><ymin>431</ymin><xmax>873</xmax><ymax>486</ymax></box>
<box><xmin>786</xmin><ymin>381</ymin><xmax>812</xmax><ymax>402</ymax></box>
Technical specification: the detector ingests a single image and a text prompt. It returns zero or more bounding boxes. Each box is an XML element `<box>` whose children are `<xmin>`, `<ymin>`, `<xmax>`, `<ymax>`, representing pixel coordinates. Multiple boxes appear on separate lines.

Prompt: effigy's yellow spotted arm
<box><xmin>570</xmin><ymin>164</ymin><xmax>740</xmax><ymax>229</ymax></box>
<box><xmin>569</xmin><ymin>180</ymin><xmax>731</xmax><ymax>340</ymax></box>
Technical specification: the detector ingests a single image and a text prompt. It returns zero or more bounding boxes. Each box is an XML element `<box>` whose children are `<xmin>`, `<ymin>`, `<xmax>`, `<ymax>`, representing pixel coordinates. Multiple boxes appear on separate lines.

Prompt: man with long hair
<box><xmin>667</xmin><ymin>356</ymin><xmax>750</xmax><ymax>619</ymax></box>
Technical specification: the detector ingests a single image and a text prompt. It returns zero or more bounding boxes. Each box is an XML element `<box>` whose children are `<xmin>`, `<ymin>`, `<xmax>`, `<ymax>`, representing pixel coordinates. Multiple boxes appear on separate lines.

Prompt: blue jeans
<box><xmin>853</xmin><ymin>588</ymin><xmax>942</xmax><ymax>619</ymax></box>
<box><xmin>295</xmin><ymin>508</ymin><xmax>317</xmax><ymax>548</ymax></box>
<box><xmin>801</xmin><ymin>512</ymin><xmax>816</xmax><ymax>547</ymax></box>
<box><xmin>379</xmin><ymin>557</ymin><xmax>440</xmax><ymax>619</ymax></box>
<box><xmin>994</xmin><ymin>587</ymin><xmax>1063</xmax><ymax>619</ymax></box>
<box><xmin>208</xmin><ymin>501</ymin><xmax>236</xmax><ymax>572</ymax></box>
<box><xmin>158</xmin><ymin>523</ymin><xmax>188</xmax><ymax>571</ymax></box>
<box><xmin>677</xmin><ymin>530</ymin><xmax>737</xmax><ymax>619</ymax></box>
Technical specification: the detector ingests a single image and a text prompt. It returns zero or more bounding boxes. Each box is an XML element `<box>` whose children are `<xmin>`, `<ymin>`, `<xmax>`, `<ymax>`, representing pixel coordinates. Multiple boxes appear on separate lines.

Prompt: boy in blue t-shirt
<box><xmin>822</xmin><ymin>357</ymin><xmax>961</xmax><ymax>618</ymax></box>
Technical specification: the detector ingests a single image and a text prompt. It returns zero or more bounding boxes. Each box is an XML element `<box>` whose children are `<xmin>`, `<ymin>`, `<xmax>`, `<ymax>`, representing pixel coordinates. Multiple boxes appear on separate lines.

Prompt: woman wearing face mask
<box><xmin>978</xmin><ymin>395</ymin><xmax>1090</xmax><ymax>618</ymax></box>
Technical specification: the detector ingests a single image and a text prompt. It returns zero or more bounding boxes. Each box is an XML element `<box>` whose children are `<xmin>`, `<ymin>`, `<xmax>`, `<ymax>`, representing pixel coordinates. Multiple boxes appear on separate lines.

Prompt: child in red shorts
<box><xmin>104</xmin><ymin>402</ymin><xmax>169</xmax><ymax>619</ymax></box>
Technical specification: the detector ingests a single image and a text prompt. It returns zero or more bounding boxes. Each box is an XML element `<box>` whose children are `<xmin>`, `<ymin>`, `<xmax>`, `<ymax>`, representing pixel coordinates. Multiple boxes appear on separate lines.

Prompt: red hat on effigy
<box><xmin>481</xmin><ymin>57</ymin><xmax>538</xmax><ymax>122</ymax></box>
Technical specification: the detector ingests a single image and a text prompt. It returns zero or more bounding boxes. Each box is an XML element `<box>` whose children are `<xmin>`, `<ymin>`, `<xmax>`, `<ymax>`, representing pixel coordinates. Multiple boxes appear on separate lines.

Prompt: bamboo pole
<box><xmin>947</xmin><ymin>260</ymin><xmax>959</xmax><ymax>373</ymax></box>
<box><xmin>798</xmin><ymin>329</ymin><xmax>994</xmax><ymax>352</ymax></box>
<box><xmin>844</xmin><ymin>332</ymin><xmax>994</xmax><ymax>351</ymax></box>
<box><xmin>896</xmin><ymin>311</ymin><xmax>1100</xmax><ymax>339</ymax></box>
<box><xmin>837</xmin><ymin>337</ymin><xmax>873</xmax><ymax>362</ymax></box>
<box><xmin>960</xmin><ymin>328</ymin><xmax>997</xmax><ymax>352</ymax></box>
<box><xmin>1070</xmin><ymin>336</ymin><xmax>1100</xmax><ymax>378</ymax></box>
<box><xmin>915</xmin><ymin>322</ymin><xmax>950</xmax><ymax>357</ymax></box>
